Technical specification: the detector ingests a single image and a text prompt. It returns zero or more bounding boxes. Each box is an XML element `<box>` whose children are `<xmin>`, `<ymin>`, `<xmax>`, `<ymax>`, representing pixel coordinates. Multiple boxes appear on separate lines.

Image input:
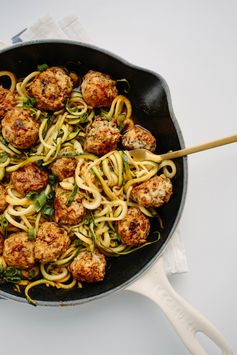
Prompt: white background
<box><xmin>0</xmin><ymin>0</ymin><xmax>237</xmax><ymax>354</ymax></box>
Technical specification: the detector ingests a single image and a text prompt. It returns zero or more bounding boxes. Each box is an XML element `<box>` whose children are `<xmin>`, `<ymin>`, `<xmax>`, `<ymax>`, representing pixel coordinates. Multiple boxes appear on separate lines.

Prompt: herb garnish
<box><xmin>37</xmin><ymin>64</ymin><xmax>49</xmax><ymax>72</ymax></box>
<box><xmin>0</xmin><ymin>265</ymin><xmax>21</xmax><ymax>284</ymax></box>
<box><xmin>66</xmin><ymin>184</ymin><xmax>78</xmax><ymax>206</ymax></box>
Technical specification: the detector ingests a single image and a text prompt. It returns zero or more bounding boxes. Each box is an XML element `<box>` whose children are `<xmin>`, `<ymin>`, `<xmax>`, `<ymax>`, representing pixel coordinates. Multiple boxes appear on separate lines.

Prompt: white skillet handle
<box><xmin>127</xmin><ymin>256</ymin><xmax>232</xmax><ymax>355</ymax></box>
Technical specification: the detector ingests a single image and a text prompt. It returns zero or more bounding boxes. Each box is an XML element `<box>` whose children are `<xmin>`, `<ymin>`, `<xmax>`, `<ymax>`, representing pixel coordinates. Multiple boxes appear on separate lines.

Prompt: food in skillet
<box><xmin>0</xmin><ymin>66</ymin><xmax>176</xmax><ymax>305</ymax></box>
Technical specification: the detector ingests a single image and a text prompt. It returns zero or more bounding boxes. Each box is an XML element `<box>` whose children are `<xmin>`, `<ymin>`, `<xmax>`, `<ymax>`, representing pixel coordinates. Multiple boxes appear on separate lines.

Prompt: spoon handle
<box><xmin>160</xmin><ymin>134</ymin><xmax>237</xmax><ymax>161</ymax></box>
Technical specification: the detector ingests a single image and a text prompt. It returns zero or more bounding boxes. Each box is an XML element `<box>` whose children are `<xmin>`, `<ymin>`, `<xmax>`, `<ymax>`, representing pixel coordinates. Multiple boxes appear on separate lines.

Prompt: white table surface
<box><xmin>0</xmin><ymin>1</ymin><xmax>236</xmax><ymax>354</ymax></box>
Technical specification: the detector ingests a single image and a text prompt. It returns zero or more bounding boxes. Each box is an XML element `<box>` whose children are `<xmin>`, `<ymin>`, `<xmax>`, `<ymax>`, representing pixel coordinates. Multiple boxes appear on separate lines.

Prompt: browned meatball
<box><xmin>0</xmin><ymin>86</ymin><xmax>16</xmax><ymax>119</ymax></box>
<box><xmin>0</xmin><ymin>184</ymin><xmax>8</xmax><ymax>212</ymax></box>
<box><xmin>131</xmin><ymin>174</ymin><xmax>173</xmax><ymax>208</ymax></box>
<box><xmin>11</xmin><ymin>163</ymin><xmax>48</xmax><ymax>196</ymax></box>
<box><xmin>29</xmin><ymin>67</ymin><xmax>73</xmax><ymax>111</ymax></box>
<box><xmin>122</xmin><ymin>125</ymin><xmax>156</xmax><ymax>152</ymax></box>
<box><xmin>49</xmin><ymin>148</ymin><xmax>77</xmax><ymax>181</ymax></box>
<box><xmin>54</xmin><ymin>186</ymin><xmax>86</xmax><ymax>225</ymax></box>
<box><xmin>115</xmin><ymin>207</ymin><xmax>150</xmax><ymax>246</ymax></box>
<box><xmin>0</xmin><ymin>231</ymin><xmax>4</xmax><ymax>255</ymax></box>
<box><xmin>34</xmin><ymin>222</ymin><xmax>70</xmax><ymax>263</ymax></box>
<box><xmin>84</xmin><ymin>116</ymin><xmax>120</xmax><ymax>156</ymax></box>
<box><xmin>2</xmin><ymin>107</ymin><xmax>39</xmax><ymax>149</ymax></box>
<box><xmin>81</xmin><ymin>70</ymin><xmax>118</xmax><ymax>107</ymax></box>
<box><xmin>69</xmin><ymin>248</ymin><xmax>106</xmax><ymax>282</ymax></box>
<box><xmin>3</xmin><ymin>232</ymin><xmax>35</xmax><ymax>269</ymax></box>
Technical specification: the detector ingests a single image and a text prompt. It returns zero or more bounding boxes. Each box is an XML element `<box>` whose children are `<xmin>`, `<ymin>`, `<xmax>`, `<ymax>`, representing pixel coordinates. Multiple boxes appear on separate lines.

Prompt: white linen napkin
<box><xmin>1</xmin><ymin>16</ymin><xmax>188</xmax><ymax>275</ymax></box>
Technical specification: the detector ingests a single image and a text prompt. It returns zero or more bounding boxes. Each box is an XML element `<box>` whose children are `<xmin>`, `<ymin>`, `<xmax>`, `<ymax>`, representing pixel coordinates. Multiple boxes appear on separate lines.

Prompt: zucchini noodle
<box><xmin>158</xmin><ymin>159</ymin><xmax>177</xmax><ymax>178</ymax></box>
<box><xmin>0</xmin><ymin>157</ymin><xmax>10</xmax><ymax>168</ymax></box>
<box><xmin>25</xmin><ymin>279</ymin><xmax>56</xmax><ymax>306</ymax></box>
<box><xmin>0</xmin><ymin>141</ymin><xmax>17</xmax><ymax>156</ymax></box>
<box><xmin>40</xmin><ymin>264</ymin><xmax>68</xmax><ymax>282</ymax></box>
<box><xmin>16</xmin><ymin>71</ymin><xmax>40</xmax><ymax>99</ymax></box>
<box><xmin>0</xmin><ymin>67</ymin><xmax>177</xmax><ymax>305</ymax></box>
<box><xmin>107</xmin><ymin>95</ymin><xmax>132</xmax><ymax>119</ymax></box>
<box><xmin>7</xmin><ymin>204</ymin><xmax>35</xmax><ymax>217</ymax></box>
<box><xmin>0</xmin><ymin>71</ymin><xmax>17</xmax><ymax>92</ymax></box>
<box><xmin>20</xmin><ymin>215</ymin><xmax>33</xmax><ymax>229</ymax></box>
<box><xmin>6</xmin><ymin>189</ymin><xmax>31</xmax><ymax>206</ymax></box>
<box><xmin>4</xmin><ymin>210</ymin><xmax>28</xmax><ymax>232</ymax></box>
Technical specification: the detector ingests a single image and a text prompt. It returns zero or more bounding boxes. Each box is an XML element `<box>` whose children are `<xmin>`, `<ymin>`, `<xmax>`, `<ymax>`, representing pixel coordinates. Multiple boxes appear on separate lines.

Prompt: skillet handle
<box><xmin>127</xmin><ymin>256</ymin><xmax>232</xmax><ymax>355</ymax></box>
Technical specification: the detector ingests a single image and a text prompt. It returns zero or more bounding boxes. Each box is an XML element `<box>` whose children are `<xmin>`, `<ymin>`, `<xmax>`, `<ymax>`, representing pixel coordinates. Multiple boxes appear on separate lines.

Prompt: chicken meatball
<box><xmin>3</xmin><ymin>232</ymin><xmax>35</xmax><ymax>269</ymax></box>
<box><xmin>81</xmin><ymin>70</ymin><xmax>118</xmax><ymax>107</ymax></box>
<box><xmin>69</xmin><ymin>248</ymin><xmax>106</xmax><ymax>282</ymax></box>
<box><xmin>29</xmin><ymin>67</ymin><xmax>73</xmax><ymax>111</ymax></box>
<box><xmin>115</xmin><ymin>207</ymin><xmax>150</xmax><ymax>246</ymax></box>
<box><xmin>0</xmin><ymin>232</ymin><xmax>4</xmax><ymax>255</ymax></box>
<box><xmin>0</xmin><ymin>184</ymin><xmax>8</xmax><ymax>212</ymax></box>
<box><xmin>0</xmin><ymin>86</ymin><xmax>15</xmax><ymax>119</ymax></box>
<box><xmin>34</xmin><ymin>222</ymin><xmax>70</xmax><ymax>264</ymax></box>
<box><xmin>131</xmin><ymin>174</ymin><xmax>173</xmax><ymax>208</ymax></box>
<box><xmin>54</xmin><ymin>186</ymin><xmax>86</xmax><ymax>225</ymax></box>
<box><xmin>49</xmin><ymin>148</ymin><xmax>77</xmax><ymax>181</ymax></box>
<box><xmin>2</xmin><ymin>107</ymin><xmax>39</xmax><ymax>149</ymax></box>
<box><xmin>122</xmin><ymin>125</ymin><xmax>156</xmax><ymax>152</ymax></box>
<box><xmin>84</xmin><ymin>116</ymin><xmax>120</xmax><ymax>156</ymax></box>
<box><xmin>11</xmin><ymin>163</ymin><xmax>48</xmax><ymax>196</ymax></box>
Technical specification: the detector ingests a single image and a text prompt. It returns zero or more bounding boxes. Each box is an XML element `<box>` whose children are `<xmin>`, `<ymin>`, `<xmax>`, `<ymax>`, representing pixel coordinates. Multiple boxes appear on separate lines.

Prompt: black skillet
<box><xmin>0</xmin><ymin>40</ymin><xmax>232</xmax><ymax>355</ymax></box>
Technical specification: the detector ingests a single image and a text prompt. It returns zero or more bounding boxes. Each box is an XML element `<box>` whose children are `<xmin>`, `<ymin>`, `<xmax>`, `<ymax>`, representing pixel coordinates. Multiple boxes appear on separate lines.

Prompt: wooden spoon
<box><xmin>129</xmin><ymin>134</ymin><xmax>237</xmax><ymax>163</ymax></box>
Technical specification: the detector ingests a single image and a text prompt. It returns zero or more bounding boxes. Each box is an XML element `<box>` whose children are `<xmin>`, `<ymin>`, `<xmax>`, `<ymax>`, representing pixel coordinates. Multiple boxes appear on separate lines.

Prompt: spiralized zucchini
<box><xmin>0</xmin><ymin>66</ymin><xmax>176</xmax><ymax>305</ymax></box>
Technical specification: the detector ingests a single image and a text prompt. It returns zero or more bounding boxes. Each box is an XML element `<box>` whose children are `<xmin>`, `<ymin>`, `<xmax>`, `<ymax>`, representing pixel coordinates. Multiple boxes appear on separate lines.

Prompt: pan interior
<box><xmin>0</xmin><ymin>41</ymin><xmax>186</xmax><ymax>304</ymax></box>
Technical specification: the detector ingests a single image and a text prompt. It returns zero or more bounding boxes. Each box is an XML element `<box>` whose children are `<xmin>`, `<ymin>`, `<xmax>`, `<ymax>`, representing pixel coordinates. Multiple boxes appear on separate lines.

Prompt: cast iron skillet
<box><xmin>0</xmin><ymin>40</ymin><xmax>187</xmax><ymax>305</ymax></box>
<box><xmin>0</xmin><ymin>41</ymin><xmax>232</xmax><ymax>355</ymax></box>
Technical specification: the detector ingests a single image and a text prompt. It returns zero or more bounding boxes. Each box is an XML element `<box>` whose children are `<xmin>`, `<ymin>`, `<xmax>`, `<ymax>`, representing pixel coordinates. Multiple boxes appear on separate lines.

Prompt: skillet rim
<box><xmin>0</xmin><ymin>39</ymin><xmax>188</xmax><ymax>306</ymax></box>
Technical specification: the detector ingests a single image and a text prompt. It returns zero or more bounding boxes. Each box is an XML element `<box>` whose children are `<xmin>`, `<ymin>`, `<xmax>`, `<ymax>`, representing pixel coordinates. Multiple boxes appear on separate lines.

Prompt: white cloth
<box><xmin>1</xmin><ymin>16</ymin><xmax>188</xmax><ymax>275</ymax></box>
<box><xmin>18</xmin><ymin>16</ymin><xmax>91</xmax><ymax>43</ymax></box>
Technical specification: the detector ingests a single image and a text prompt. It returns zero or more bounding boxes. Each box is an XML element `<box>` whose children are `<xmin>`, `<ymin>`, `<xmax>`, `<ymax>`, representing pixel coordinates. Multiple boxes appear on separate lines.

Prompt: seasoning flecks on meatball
<box><xmin>0</xmin><ymin>184</ymin><xmax>8</xmax><ymax>212</ymax></box>
<box><xmin>0</xmin><ymin>86</ymin><xmax>16</xmax><ymax>119</ymax></box>
<box><xmin>34</xmin><ymin>221</ymin><xmax>70</xmax><ymax>264</ymax></box>
<box><xmin>131</xmin><ymin>174</ymin><xmax>173</xmax><ymax>209</ymax></box>
<box><xmin>2</xmin><ymin>107</ymin><xmax>39</xmax><ymax>149</ymax></box>
<box><xmin>54</xmin><ymin>186</ymin><xmax>86</xmax><ymax>225</ymax></box>
<box><xmin>69</xmin><ymin>248</ymin><xmax>106</xmax><ymax>282</ymax></box>
<box><xmin>122</xmin><ymin>125</ymin><xmax>156</xmax><ymax>152</ymax></box>
<box><xmin>84</xmin><ymin>116</ymin><xmax>120</xmax><ymax>156</ymax></box>
<box><xmin>115</xmin><ymin>207</ymin><xmax>150</xmax><ymax>246</ymax></box>
<box><xmin>49</xmin><ymin>147</ymin><xmax>77</xmax><ymax>181</ymax></box>
<box><xmin>81</xmin><ymin>70</ymin><xmax>118</xmax><ymax>108</ymax></box>
<box><xmin>3</xmin><ymin>232</ymin><xmax>35</xmax><ymax>269</ymax></box>
<box><xmin>0</xmin><ymin>231</ymin><xmax>4</xmax><ymax>255</ymax></box>
<box><xmin>29</xmin><ymin>67</ymin><xmax>73</xmax><ymax>111</ymax></box>
<box><xmin>11</xmin><ymin>163</ymin><xmax>48</xmax><ymax>196</ymax></box>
